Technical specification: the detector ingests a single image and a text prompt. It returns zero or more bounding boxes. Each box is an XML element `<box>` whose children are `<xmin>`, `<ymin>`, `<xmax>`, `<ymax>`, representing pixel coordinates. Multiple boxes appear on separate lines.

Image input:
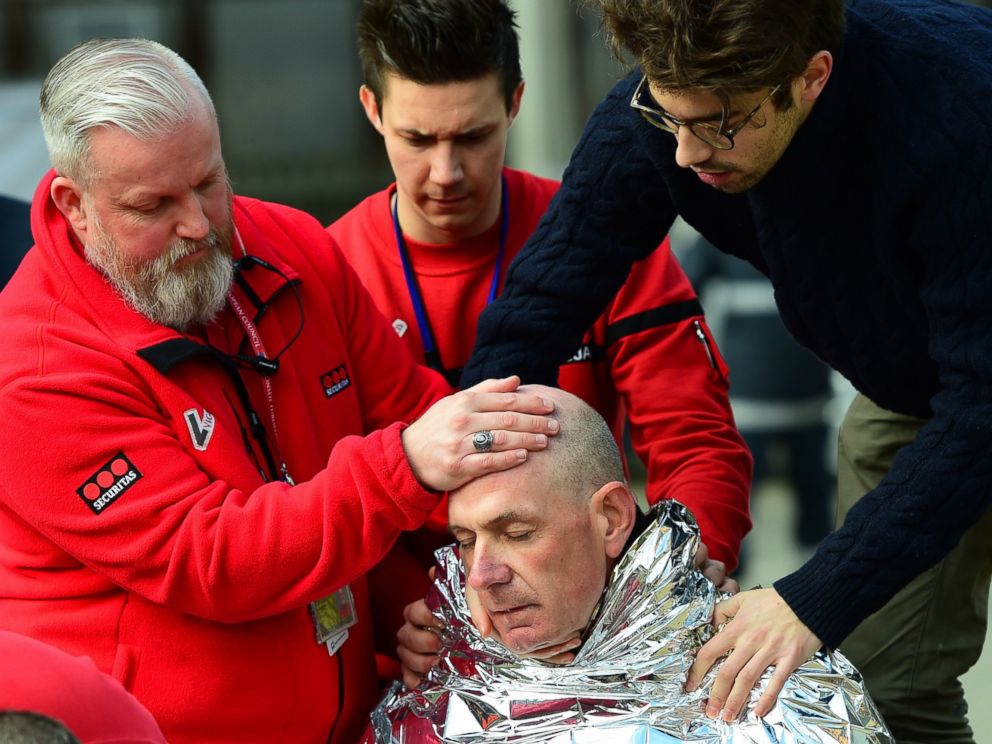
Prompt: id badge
<box><xmin>309</xmin><ymin>585</ymin><xmax>357</xmax><ymax>646</ymax></box>
<box><xmin>323</xmin><ymin>630</ymin><xmax>350</xmax><ymax>656</ymax></box>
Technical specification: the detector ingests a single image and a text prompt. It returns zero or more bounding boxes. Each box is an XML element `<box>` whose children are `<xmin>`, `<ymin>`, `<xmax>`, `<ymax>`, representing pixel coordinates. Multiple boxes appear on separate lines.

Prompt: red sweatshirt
<box><xmin>328</xmin><ymin>167</ymin><xmax>752</xmax><ymax>570</ymax></box>
<box><xmin>0</xmin><ymin>170</ymin><xmax>452</xmax><ymax>743</ymax></box>
<box><xmin>0</xmin><ymin>630</ymin><xmax>167</xmax><ymax>743</ymax></box>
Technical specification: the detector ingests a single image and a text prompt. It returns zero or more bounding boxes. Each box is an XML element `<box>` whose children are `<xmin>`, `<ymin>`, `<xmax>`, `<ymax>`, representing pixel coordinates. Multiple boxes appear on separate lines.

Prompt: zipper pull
<box><xmin>280</xmin><ymin>462</ymin><xmax>295</xmax><ymax>486</ymax></box>
<box><xmin>693</xmin><ymin>319</ymin><xmax>717</xmax><ymax>369</ymax></box>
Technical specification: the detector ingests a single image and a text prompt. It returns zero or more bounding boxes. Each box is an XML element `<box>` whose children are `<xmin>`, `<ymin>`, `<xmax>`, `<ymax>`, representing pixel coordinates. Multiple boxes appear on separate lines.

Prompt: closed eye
<box><xmin>196</xmin><ymin>175</ymin><xmax>223</xmax><ymax>192</ymax></box>
<box><xmin>124</xmin><ymin>201</ymin><xmax>163</xmax><ymax>216</ymax></box>
<box><xmin>452</xmin><ymin>531</ymin><xmax>476</xmax><ymax>551</ymax></box>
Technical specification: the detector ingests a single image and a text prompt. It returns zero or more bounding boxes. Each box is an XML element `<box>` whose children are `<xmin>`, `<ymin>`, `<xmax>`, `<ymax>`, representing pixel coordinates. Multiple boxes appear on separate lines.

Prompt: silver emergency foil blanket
<box><xmin>366</xmin><ymin>500</ymin><xmax>891</xmax><ymax>743</ymax></box>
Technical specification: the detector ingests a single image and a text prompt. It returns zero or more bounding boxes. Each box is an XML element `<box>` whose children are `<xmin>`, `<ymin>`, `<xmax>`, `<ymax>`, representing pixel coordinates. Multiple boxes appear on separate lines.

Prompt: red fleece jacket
<box><xmin>0</xmin><ymin>630</ymin><xmax>167</xmax><ymax>743</ymax></box>
<box><xmin>0</xmin><ymin>170</ymin><xmax>451</xmax><ymax>743</ymax></box>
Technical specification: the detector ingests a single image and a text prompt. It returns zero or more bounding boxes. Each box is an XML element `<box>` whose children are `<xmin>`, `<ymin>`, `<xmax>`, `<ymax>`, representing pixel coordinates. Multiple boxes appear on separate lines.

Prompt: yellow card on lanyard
<box><xmin>309</xmin><ymin>585</ymin><xmax>357</xmax><ymax>655</ymax></box>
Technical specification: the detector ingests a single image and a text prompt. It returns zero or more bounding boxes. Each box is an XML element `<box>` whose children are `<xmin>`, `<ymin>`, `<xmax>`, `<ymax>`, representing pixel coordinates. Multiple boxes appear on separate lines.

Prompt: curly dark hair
<box><xmin>591</xmin><ymin>0</ymin><xmax>844</xmax><ymax>109</ymax></box>
<box><xmin>357</xmin><ymin>0</ymin><xmax>522</xmax><ymax>112</ymax></box>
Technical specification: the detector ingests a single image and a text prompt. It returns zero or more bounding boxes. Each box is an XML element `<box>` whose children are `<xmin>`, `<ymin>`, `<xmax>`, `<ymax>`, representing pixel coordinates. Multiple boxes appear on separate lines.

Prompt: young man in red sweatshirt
<box><xmin>0</xmin><ymin>38</ymin><xmax>561</xmax><ymax>744</ymax></box>
<box><xmin>328</xmin><ymin>0</ymin><xmax>753</xmax><ymax>655</ymax></box>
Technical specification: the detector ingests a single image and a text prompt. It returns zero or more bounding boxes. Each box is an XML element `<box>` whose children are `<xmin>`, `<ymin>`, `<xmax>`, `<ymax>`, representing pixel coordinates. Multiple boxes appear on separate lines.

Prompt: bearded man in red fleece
<box><xmin>328</xmin><ymin>0</ymin><xmax>752</xmax><ymax>658</ymax></box>
<box><xmin>0</xmin><ymin>38</ymin><xmax>561</xmax><ymax>744</ymax></box>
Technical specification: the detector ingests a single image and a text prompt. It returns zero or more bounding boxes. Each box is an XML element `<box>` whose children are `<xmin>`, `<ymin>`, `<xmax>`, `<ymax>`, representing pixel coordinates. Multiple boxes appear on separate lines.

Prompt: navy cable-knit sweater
<box><xmin>0</xmin><ymin>195</ymin><xmax>31</xmax><ymax>287</ymax></box>
<box><xmin>462</xmin><ymin>0</ymin><xmax>992</xmax><ymax>648</ymax></box>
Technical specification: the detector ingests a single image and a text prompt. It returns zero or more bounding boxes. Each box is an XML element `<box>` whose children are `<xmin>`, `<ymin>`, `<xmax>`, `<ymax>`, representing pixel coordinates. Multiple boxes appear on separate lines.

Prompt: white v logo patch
<box><xmin>184</xmin><ymin>408</ymin><xmax>216</xmax><ymax>451</ymax></box>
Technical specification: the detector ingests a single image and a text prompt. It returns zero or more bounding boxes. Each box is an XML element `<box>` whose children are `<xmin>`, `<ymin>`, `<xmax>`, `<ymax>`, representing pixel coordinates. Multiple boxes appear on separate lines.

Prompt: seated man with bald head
<box><xmin>373</xmin><ymin>386</ymin><xmax>892</xmax><ymax>743</ymax></box>
<box><xmin>449</xmin><ymin>384</ymin><xmax>640</xmax><ymax>659</ymax></box>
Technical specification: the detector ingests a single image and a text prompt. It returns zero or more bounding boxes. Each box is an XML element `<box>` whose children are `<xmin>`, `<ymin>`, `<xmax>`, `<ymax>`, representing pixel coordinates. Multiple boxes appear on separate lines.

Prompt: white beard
<box><xmin>85</xmin><ymin>218</ymin><xmax>234</xmax><ymax>331</ymax></box>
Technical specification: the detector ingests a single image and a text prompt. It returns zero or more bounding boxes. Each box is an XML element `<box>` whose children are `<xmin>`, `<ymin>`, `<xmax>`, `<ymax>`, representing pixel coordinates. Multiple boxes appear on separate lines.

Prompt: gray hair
<box><xmin>40</xmin><ymin>38</ymin><xmax>214</xmax><ymax>183</ymax></box>
<box><xmin>541</xmin><ymin>390</ymin><xmax>626</xmax><ymax>500</ymax></box>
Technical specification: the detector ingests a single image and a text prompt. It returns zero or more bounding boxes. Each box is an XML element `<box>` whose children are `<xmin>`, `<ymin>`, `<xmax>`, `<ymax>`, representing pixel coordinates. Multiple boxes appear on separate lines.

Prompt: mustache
<box><xmin>168</xmin><ymin>232</ymin><xmax>221</xmax><ymax>262</ymax></box>
<box><xmin>131</xmin><ymin>229</ymin><xmax>228</xmax><ymax>288</ymax></box>
<box><xmin>141</xmin><ymin>229</ymin><xmax>229</xmax><ymax>279</ymax></box>
<box><xmin>482</xmin><ymin>590</ymin><xmax>537</xmax><ymax>612</ymax></box>
<box><xmin>694</xmin><ymin>160</ymin><xmax>738</xmax><ymax>173</ymax></box>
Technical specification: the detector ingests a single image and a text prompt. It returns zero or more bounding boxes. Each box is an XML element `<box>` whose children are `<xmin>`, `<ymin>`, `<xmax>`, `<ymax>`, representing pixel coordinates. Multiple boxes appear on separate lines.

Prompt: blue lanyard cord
<box><xmin>391</xmin><ymin>175</ymin><xmax>509</xmax><ymax>371</ymax></box>
<box><xmin>488</xmin><ymin>175</ymin><xmax>510</xmax><ymax>305</ymax></box>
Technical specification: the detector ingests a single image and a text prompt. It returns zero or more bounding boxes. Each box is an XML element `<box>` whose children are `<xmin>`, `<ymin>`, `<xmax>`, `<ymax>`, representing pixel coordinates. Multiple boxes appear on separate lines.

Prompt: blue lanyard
<box><xmin>391</xmin><ymin>175</ymin><xmax>509</xmax><ymax>382</ymax></box>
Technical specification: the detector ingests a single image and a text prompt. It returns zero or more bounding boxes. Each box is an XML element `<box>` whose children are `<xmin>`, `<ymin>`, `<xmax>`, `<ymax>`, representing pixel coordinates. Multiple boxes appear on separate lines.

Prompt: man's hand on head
<box><xmin>693</xmin><ymin>542</ymin><xmax>739</xmax><ymax>594</ymax></box>
<box><xmin>401</xmin><ymin>376</ymin><xmax>559</xmax><ymax>492</ymax></box>
<box><xmin>684</xmin><ymin>587</ymin><xmax>822</xmax><ymax>722</ymax></box>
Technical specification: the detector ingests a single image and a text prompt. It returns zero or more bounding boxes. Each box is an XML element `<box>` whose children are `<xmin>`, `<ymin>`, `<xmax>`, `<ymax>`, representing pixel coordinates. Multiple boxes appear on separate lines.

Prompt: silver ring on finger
<box><xmin>471</xmin><ymin>430</ymin><xmax>494</xmax><ymax>452</ymax></box>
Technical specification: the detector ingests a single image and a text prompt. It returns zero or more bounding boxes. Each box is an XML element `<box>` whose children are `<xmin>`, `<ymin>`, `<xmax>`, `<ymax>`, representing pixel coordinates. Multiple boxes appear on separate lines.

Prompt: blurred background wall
<box><xmin>0</xmin><ymin>0</ymin><xmax>624</xmax><ymax>217</ymax></box>
<box><xmin>2</xmin><ymin>0</ymin><xmax>989</xmax><ymax>210</ymax></box>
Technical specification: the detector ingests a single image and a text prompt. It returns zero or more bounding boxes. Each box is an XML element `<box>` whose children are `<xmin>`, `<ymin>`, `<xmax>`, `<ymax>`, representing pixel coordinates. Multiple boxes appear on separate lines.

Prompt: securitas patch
<box><xmin>321</xmin><ymin>365</ymin><xmax>351</xmax><ymax>399</ymax></box>
<box><xmin>76</xmin><ymin>452</ymin><xmax>143</xmax><ymax>515</ymax></box>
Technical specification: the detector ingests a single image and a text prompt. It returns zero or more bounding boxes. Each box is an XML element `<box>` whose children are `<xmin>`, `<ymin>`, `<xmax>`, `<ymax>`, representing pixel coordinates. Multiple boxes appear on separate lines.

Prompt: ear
<box><xmin>590</xmin><ymin>481</ymin><xmax>637</xmax><ymax>560</ymax></box>
<box><xmin>50</xmin><ymin>175</ymin><xmax>90</xmax><ymax>243</ymax></box>
<box><xmin>359</xmin><ymin>84</ymin><xmax>385</xmax><ymax>135</ymax></box>
<box><xmin>798</xmin><ymin>50</ymin><xmax>832</xmax><ymax>105</ymax></box>
<box><xmin>506</xmin><ymin>80</ymin><xmax>525</xmax><ymax>126</ymax></box>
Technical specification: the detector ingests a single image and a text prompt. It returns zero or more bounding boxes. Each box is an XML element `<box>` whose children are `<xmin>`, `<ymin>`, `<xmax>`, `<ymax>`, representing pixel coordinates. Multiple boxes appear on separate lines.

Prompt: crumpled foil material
<box><xmin>365</xmin><ymin>499</ymin><xmax>892</xmax><ymax>743</ymax></box>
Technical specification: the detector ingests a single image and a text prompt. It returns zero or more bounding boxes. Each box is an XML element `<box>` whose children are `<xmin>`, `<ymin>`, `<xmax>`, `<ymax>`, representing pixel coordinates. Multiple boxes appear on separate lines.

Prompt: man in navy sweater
<box><xmin>461</xmin><ymin>1</ymin><xmax>992</xmax><ymax>741</ymax></box>
<box><xmin>0</xmin><ymin>194</ymin><xmax>32</xmax><ymax>286</ymax></box>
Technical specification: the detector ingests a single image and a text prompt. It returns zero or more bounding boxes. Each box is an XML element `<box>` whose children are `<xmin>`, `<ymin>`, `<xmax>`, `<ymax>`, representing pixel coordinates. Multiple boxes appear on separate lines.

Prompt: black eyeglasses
<box><xmin>629</xmin><ymin>75</ymin><xmax>781</xmax><ymax>151</ymax></box>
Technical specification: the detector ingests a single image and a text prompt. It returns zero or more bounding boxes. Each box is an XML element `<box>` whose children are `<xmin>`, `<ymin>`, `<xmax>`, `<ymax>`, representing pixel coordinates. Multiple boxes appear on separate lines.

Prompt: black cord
<box><xmin>325</xmin><ymin>646</ymin><xmax>346</xmax><ymax>744</ymax></box>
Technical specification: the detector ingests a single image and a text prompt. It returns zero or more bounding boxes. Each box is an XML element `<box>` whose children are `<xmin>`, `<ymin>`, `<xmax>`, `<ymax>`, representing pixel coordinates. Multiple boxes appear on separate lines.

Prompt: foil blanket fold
<box><xmin>366</xmin><ymin>500</ymin><xmax>892</xmax><ymax>743</ymax></box>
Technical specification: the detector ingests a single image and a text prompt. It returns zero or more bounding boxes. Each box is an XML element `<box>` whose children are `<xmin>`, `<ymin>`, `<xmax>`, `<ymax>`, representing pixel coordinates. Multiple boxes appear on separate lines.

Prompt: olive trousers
<box><xmin>836</xmin><ymin>393</ymin><xmax>992</xmax><ymax>743</ymax></box>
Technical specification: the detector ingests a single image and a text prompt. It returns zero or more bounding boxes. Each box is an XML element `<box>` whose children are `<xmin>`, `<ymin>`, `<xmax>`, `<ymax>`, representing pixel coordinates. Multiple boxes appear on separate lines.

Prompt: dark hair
<box><xmin>357</xmin><ymin>0</ymin><xmax>522</xmax><ymax>112</ymax></box>
<box><xmin>592</xmin><ymin>0</ymin><xmax>845</xmax><ymax>109</ymax></box>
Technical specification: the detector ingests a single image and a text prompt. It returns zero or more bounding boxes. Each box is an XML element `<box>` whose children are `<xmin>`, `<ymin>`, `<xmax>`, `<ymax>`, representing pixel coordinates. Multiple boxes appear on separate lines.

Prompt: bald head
<box><xmin>449</xmin><ymin>385</ymin><xmax>637</xmax><ymax>655</ymax></box>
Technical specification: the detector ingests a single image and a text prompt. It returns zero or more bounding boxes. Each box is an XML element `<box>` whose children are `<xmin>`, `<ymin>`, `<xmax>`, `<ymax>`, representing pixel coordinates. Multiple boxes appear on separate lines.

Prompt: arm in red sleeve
<box><xmin>0</xmin><ymin>200</ymin><xmax>455</xmax><ymax>625</ymax></box>
<box><xmin>0</xmin><ymin>369</ymin><xmax>441</xmax><ymax>624</ymax></box>
<box><xmin>607</xmin><ymin>238</ymin><xmax>752</xmax><ymax>571</ymax></box>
